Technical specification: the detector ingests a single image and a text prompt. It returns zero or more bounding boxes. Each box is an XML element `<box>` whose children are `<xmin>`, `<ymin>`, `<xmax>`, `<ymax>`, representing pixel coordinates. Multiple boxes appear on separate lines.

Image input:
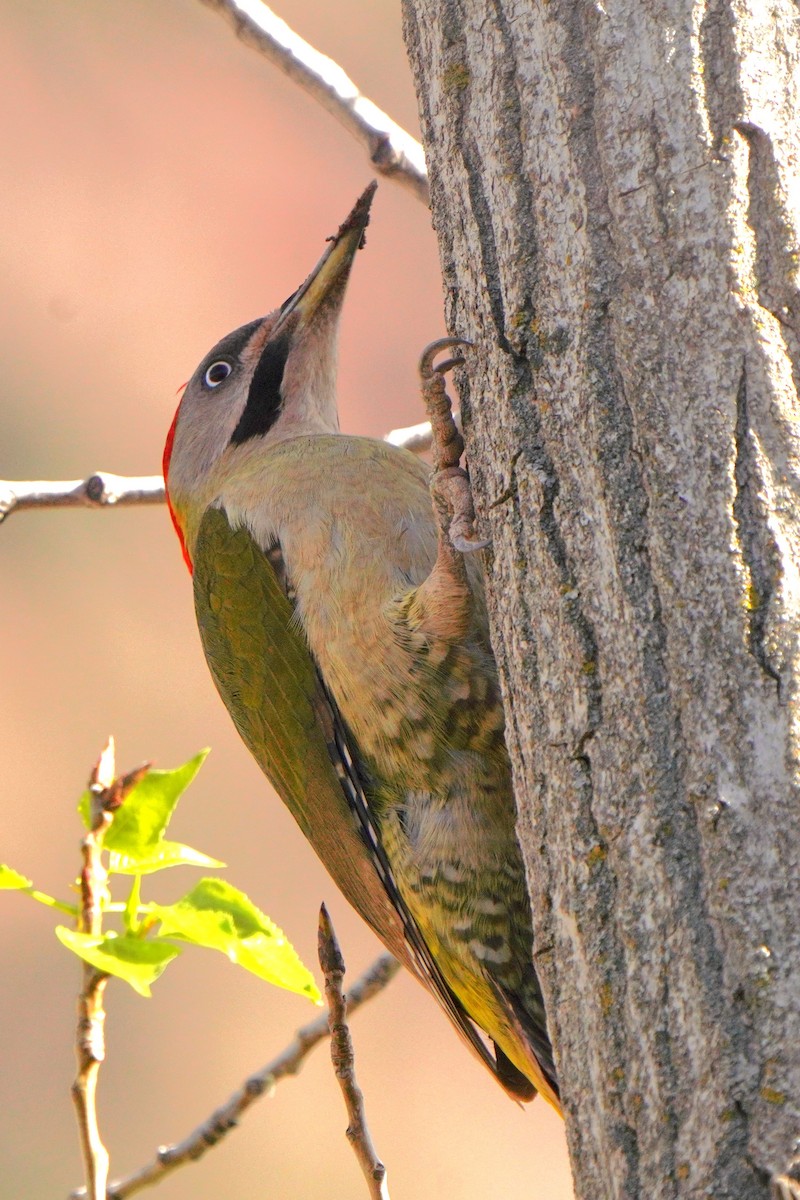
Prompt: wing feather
<box><xmin>193</xmin><ymin>506</ymin><xmax>519</xmax><ymax>1091</ymax></box>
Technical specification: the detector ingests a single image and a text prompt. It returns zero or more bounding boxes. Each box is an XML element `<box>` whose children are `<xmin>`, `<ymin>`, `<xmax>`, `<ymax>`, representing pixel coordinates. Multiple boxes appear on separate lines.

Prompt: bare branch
<box><xmin>0</xmin><ymin>474</ymin><xmax>165</xmax><ymax>523</ymax></box>
<box><xmin>319</xmin><ymin>906</ymin><xmax>390</xmax><ymax>1200</ymax></box>
<box><xmin>196</xmin><ymin>0</ymin><xmax>428</xmax><ymax>204</ymax></box>
<box><xmin>68</xmin><ymin>952</ymin><xmax>400</xmax><ymax>1200</ymax></box>
<box><xmin>385</xmin><ymin>419</ymin><xmax>433</xmax><ymax>454</ymax></box>
<box><xmin>385</xmin><ymin>412</ymin><xmax>461</xmax><ymax>455</ymax></box>
<box><xmin>0</xmin><ymin>424</ymin><xmax>441</xmax><ymax>525</ymax></box>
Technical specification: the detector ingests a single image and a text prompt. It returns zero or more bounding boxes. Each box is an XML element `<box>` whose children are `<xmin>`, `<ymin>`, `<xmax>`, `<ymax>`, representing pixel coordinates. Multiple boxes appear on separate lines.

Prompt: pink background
<box><xmin>0</xmin><ymin>2</ymin><xmax>573</xmax><ymax>1196</ymax></box>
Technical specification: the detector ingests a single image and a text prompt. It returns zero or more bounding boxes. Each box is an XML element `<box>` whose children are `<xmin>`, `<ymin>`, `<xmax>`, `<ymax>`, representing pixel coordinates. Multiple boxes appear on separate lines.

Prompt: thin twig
<box><xmin>0</xmin><ymin>422</ymin><xmax>438</xmax><ymax>525</ymax></box>
<box><xmin>70</xmin><ymin>740</ymin><xmax>117</xmax><ymax>1200</ymax></box>
<box><xmin>68</xmin><ymin>953</ymin><xmax>400</xmax><ymax>1200</ymax></box>
<box><xmin>0</xmin><ymin>474</ymin><xmax>165</xmax><ymax>523</ymax></box>
<box><xmin>384</xmin><ymin>411</ymin><xmax>460</xmax><ymax>455</ymax></box>
<box><xmin>196</xmin><ymin>0</ymin><xmax>428</xmax><ymax>204</ymax></box>
<box><xmin>71</xmin><ymin>743</ymin><xmax>152</xmax><ymax>1200</ymax></box>
<box><xmin>319</xmin><ymin>905</ymin><xmax>390</xmax><ymax>1200</ymax></box>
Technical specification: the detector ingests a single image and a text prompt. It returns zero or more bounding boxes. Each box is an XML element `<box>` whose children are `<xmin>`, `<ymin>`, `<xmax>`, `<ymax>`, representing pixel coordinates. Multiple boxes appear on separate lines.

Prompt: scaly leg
<box><xmin>419</xmin><ymin>338</ymin><xmax>489</xmax><ymax>554</ymax></box>
<box><xmin>407</xmin><ymin>339</ymin><xmax>488</xmax><ymax>644</ymax></box>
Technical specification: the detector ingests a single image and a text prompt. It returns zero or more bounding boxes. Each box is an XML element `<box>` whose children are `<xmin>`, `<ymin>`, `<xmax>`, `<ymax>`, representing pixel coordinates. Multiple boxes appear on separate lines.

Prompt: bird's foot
<box><xmin>772</xmin><ymin>1154</ymin><xmax>800</xmax><ymax>1200</ymax></box>
<box><xmin>418</xmin><ymin>338</ymin><xmax>488</xmax><ymax>554</ymax></box>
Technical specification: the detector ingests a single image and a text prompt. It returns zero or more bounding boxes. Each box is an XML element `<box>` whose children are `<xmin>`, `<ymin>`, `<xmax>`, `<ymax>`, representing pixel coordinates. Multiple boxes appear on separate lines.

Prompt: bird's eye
<box><xmin>204</xmin><ymin>360</ymin><xmax>232</xmax><ymax>388</ymax></box>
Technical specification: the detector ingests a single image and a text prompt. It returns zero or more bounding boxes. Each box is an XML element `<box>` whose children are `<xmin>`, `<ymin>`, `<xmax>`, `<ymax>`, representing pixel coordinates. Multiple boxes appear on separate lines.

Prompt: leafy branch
<box><xmin>2</xmin><ymin>739</ymin><xmax>323</xmax><ymax>1197</ymax></box>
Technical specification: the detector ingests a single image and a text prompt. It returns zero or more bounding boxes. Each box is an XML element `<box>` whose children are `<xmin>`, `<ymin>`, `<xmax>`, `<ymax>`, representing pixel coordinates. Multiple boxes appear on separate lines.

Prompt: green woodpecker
<box><xmin>163</xmin><ymin>184</ymin><xmax>559</xmax><ymax>1109</ymax></box>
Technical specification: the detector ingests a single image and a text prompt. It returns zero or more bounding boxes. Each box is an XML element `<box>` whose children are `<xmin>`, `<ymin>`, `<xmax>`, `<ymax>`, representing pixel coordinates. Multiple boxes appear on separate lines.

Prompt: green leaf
<box><xmin>105</xmin><ymin>751</ymin><xmax>209</xmax><ymax>850</ymax></box>
<box><xmin>0</xmin><ymin>865</ymin><xmax>33</xmax><ymax>889</ymax></box>
<box><xmin>153</xmin><ymin>878</ymin><xmax>320</xmax><ymax>1002</ymax></box>
<box><xmin>79</xmin><ymin>750</ymin><xmax>221</xmax><ymax>875</ymax></box>
<box><xmin>79</xmin><ymin>753</ymin><xmax>209</xmax><ymax>837</ymax></box>
<box><xmin>108</xmin><ymin>841</ymin><xmax>224</xmax><ymax>876</ymax></box>
<box><xmin>124</xmin><ymin>875</ymin><xmax>142</xmax><ymax>933</ymax></box>
<box><xmin>55</xmin><ymin>927</ymin><xmax>181</xmax><ymax>997</ymax></box>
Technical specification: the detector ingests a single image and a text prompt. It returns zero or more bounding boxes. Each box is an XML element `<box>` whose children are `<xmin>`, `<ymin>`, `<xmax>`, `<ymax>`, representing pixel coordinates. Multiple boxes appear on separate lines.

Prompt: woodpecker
<box><xmin>164</xmin><ymin>184</ymin><xmax>559</xmax><ymax>1108</ymax></box>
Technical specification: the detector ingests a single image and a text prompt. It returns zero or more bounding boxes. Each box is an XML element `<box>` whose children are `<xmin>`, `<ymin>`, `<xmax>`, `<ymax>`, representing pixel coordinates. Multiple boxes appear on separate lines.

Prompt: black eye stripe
<box><xmin>230</xmin><ymin>331</ymin><xmax>292</xmax><ymax>445</ymax></box>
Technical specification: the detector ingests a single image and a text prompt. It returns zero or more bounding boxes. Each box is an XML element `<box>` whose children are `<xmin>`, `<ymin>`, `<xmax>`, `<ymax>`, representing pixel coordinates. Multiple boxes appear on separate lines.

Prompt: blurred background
<box><xmin>0</xmin><ymin>2</ymin><xmax>573</xmax><ymax>1196</ymax></box>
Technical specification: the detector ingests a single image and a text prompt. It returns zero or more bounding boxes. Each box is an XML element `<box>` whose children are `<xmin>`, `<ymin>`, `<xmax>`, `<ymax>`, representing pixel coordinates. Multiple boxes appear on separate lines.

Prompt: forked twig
<box><xmin>68</xmin><ymin>952</ymin><xmax>400</xmax><ymax>1200</ymax></box>
<box><xmin>319</xmin><ymin>906</ymin><xmax>390</xmax><ymax>1200</ymax></box>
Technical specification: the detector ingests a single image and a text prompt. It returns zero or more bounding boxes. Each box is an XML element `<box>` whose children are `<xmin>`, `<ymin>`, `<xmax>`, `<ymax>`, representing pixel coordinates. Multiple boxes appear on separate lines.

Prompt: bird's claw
<box><xmin>451</xmin><ymin>531</ymin><xmax>491</xmax><ymax>554</ymax></box>
<box><xmin>433</xmin><ymin>355</ymin><xmax>465</xmax><ymax>376</ymax></box>
<box><xmin>772</xmin><ymin>1159</ymin><xmax>800</xmax><ymax>1200</ymax></box>
<box><xmin>431</xmin><ymin>467</ymin><xmax>489</xmax><ymax>555</ymax></box>
<box><xmin>419</xmin><ymin>337</ymin><xmax>472</xmax><ymax>380</ymax></box>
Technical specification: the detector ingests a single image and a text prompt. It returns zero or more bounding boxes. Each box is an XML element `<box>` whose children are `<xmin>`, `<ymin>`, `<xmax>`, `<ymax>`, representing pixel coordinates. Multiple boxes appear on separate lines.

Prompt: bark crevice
<box><xmin>733</xmin><ymin>358</ymin><xmax>784</xmax><ymax>695</ymax></box>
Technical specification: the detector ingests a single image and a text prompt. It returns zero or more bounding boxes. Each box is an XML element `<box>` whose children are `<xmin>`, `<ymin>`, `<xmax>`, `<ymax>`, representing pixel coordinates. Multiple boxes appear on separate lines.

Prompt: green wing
<box><xmin>192</xmin><ymin>506</ymin><xmax>512</xmax><ymax>1089</ymax></box>
<box><xmin>193</xmin><ymin>504</ymin><xmax>411</xmax><ymax>967</ymax></box>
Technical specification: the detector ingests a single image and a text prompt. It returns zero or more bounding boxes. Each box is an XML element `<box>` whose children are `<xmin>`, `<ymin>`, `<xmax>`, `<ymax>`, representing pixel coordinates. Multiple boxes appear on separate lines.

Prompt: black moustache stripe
<box><xmin>230</xmin><ymin>330</ymin><xmax>292</xmax><ymax>444</ymax></box>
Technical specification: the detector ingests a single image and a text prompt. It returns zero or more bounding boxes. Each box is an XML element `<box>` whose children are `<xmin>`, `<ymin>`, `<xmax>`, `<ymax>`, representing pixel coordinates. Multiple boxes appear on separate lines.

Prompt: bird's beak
<box><xmin>270</xmin><ymin>181</ymin><xmax>377</xmax><ymax>338</ymax></box>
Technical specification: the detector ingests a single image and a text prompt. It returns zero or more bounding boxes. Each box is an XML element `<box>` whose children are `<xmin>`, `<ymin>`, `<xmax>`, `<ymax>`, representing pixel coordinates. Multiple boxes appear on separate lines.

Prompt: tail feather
<box><xmin>493</xmin><ymin>1044</ymin><xmax>537</xmax><ymax>1103</ymax></box>
<box><xmin>492</xmin><ymin>979</ymin><xmax>561</xmax><ymax>1113</ymax></box>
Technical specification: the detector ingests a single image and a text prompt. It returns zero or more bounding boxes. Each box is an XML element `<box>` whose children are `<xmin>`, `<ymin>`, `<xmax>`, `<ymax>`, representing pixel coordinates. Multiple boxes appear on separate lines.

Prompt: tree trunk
<box><xmin>402</xmin><ymin>2</ymin><xmax>800</xmax><ymax>1196</ymax></box>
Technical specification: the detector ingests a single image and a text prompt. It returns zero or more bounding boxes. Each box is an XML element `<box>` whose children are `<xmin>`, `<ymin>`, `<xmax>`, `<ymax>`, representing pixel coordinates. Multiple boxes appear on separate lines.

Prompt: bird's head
<box><xmin>164</xmin><ymin>182</ymin><xmax>376</xmax><ymax>570</ymax></box>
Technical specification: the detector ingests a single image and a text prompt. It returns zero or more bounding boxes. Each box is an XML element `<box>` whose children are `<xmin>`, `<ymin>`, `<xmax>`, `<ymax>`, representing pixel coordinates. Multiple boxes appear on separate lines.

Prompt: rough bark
<box><xmin>402</xmin><ymin>2</ymin><xmax>800</xmax><ymax>1197</ymax></box>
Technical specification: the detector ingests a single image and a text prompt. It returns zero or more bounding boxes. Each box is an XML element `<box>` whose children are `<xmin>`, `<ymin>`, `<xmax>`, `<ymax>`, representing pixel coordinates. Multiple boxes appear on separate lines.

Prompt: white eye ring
<box><xmin>204</xmin><ymin>360</ymin><xmax>232</xmax><ymax>388</ymax></box>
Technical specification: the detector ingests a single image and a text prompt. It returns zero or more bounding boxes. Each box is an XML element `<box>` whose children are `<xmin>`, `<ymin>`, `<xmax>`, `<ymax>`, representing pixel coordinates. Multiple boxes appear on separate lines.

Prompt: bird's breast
<box><xmin>219</xmin><ymin>434</ymin><xmax>439</xmax><ymax>733</ymax></box>
<box><xmin>218</xmin><ymin>434</ymin><xmax>506</xmax><ymax>803</ymax></box>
